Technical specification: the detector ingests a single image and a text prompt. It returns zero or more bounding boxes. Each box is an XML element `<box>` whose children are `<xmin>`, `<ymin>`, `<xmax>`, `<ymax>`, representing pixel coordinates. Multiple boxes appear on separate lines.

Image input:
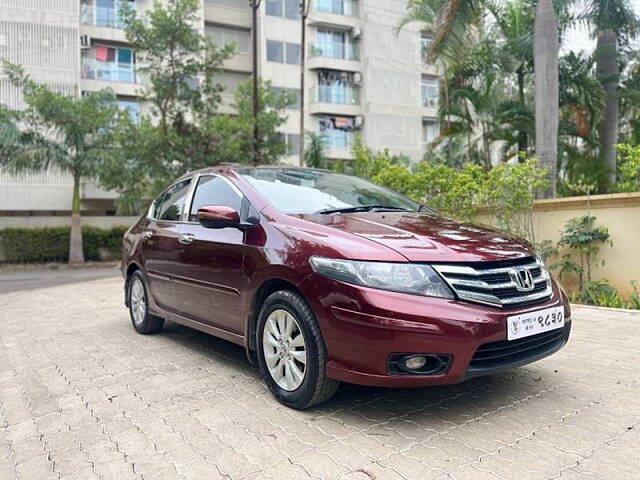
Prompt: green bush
<box><xmin>0</xmin><ymin>225</ymin><xmax>128</xmax><ymax>263</ymax></box>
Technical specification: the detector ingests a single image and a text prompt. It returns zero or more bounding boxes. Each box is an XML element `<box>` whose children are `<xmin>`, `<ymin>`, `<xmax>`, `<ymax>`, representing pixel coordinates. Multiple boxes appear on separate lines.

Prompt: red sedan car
<box><xmin>122</xmin><ymin>166</ymin><xmax>571</xmax><ymax>409</ymax></box>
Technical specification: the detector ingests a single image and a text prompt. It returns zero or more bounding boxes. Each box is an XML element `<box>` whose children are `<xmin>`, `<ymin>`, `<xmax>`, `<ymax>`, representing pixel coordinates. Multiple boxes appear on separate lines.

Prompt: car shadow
<box><xmin>160</xmin><ymin>320</ymin><xmax>556</xmax><ymax>425</ymax></box>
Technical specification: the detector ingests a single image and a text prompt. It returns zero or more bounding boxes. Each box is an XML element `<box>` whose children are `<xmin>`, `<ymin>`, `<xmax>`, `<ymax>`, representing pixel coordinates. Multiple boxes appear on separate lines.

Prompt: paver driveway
<box><xmin>1</xmin><ymin>275</ymin><xmax>639</xmax><ymax>480</ymax></box>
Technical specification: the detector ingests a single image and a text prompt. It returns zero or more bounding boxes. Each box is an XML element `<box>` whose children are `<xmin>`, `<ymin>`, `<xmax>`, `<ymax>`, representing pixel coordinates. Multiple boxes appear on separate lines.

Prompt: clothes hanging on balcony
<box><xmin>95</xmin><ymin>46</ymin><xmax>109</xmax><ymax>61</ymax></box>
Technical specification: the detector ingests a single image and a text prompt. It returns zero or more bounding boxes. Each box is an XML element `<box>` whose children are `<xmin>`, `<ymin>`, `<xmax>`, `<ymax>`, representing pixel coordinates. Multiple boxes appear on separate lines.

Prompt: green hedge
<box><xmin>0</xmin><ymin>225</ymin><xmax>128</xmax><ymax>263</ymax></box>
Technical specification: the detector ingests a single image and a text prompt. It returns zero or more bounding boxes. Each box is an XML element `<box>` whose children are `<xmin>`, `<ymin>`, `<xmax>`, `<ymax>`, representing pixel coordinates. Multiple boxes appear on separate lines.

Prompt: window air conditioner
<box><xmin>80</xmin><ymin>34</ymin><xmax>91</xmax><ymax>49</ymax></box>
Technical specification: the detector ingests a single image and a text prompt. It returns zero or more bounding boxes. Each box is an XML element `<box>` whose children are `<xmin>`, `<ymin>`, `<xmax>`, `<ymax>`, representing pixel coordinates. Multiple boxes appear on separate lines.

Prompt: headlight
<box><xmin>309</xmin><ymin>256</ymin><xmax>454</xmax><ymax>299</ymax></box>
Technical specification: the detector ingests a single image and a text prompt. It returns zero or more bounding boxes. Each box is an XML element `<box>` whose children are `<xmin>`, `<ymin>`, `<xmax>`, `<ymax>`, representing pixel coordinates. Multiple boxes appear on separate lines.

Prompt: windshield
<box><xmin>238</xmin><ymin>168</ymin><xmax>421</xmax><ymax>214</ymax></box>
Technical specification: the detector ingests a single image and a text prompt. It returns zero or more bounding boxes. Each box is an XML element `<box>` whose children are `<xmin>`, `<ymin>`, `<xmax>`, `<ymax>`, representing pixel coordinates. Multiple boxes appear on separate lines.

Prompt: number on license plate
<box><xmin>507</xmin><ymin>306</ymin><xmax>565</xmax><ymax>341</ymax></box>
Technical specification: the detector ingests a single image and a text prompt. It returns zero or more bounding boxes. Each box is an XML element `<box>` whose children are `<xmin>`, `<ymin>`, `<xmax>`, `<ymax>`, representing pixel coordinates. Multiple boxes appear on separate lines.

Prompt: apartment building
<box><xmin>0</xmin><ymin>0</ymin><xmax>439</xmax><ymax>216</ymax></box>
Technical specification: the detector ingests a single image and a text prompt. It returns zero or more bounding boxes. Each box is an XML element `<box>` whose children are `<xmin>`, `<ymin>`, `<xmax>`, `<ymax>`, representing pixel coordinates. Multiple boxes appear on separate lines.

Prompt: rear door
<box><xmin>142</xmin><ymin>178</ymin><xmax>192</xmax><ymax>315</ymax></box>
<box><xmin>174</xmin><ymin>174</ymin><xmax>247</xmax><ymax>335</ymax></box>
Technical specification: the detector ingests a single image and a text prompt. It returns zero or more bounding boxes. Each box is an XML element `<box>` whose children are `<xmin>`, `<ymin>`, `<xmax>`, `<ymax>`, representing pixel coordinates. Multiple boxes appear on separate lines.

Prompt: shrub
<box><xmin>554</xmin><ymin>215</ymin><xmax>611</xmax><ymax>290</ymax></box>
<box><xmin>0</xmin><ymin>225</ymin><xmax>128</xmax><ymax>264</ymax></box>
<box><xmin>579</xmin><ymin>280</ymin><xmax>625</xmax><ymax>308</ymax></box>
<box><xmin>361</xmin><ymin>152</ymin><xmax>549</xmax><ymax>234</ymax></box>
<box><xmin>616</xmin><ymin>144</ymin><xmax>640</xmax><ymax>193</ymax></box>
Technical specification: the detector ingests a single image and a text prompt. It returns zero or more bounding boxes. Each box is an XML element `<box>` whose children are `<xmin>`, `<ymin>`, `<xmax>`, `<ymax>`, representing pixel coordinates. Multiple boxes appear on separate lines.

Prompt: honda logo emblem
<box><xmin>509</xmin><ymin>268</ymin><xmax>535</xmax><ymax>292</ymax></box>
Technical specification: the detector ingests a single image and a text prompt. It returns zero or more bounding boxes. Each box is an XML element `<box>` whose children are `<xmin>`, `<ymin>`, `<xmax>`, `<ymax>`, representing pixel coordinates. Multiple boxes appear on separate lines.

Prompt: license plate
<box><xmin>507</xmin><ymin>306</ymin><xmax>564</xmax><ymax>341</ymax></box>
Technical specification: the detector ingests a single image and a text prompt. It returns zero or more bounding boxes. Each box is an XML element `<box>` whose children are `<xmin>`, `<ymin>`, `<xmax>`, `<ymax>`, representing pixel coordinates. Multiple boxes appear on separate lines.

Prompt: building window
<box><xmin>421</xmin><ymin>75</ymin><xmax>438</xmax><ymax>108</ymax></box>
<box><xmin>0</xmin><ymin>33</ymin><xmax>7</xmax><ymax>47</ymax></box>
<box><xmin>266</xmin><ymin>0</ymin><xmax>300</xmax><ymax>19</ymax></box>
<box><xmin>267</xmin><ymin>40</ymin><xmax>284</xmax><ymax>62</ymax></box>
<box><xmin>82</xmin><ymin>45</ymin><xmax>136</xmax><ymax>83</ymax></box>
<box><xmin>420</xmin><ymin>34</ymin><xmax>432</xmax><ymax>59</ymax></box>
<box><xmin>206</xmin><ymin>24</ymin><xmax>250</xmax><ymax>53</ymax></box>
<box><xmin>267</xmin><ymin>40</ymin><xmax>300</xmax><ymax>64</ymax></box>
<box><xmin>311</xmin><ymin>29</ymin><xmax>358</xmax><ymax>60</ymax></box>
<box><xmin>118</xmin><ymin>98</ymin><xmax>139</xmax><ymax>123</ymax></box>
<box><xmin>422</xmin><ymin>118</ymin><xmax>439</xmax><ymax>145</ymax></box>
<box><xmin>205</xmin><ymin>0</ymin><xmax>248</xmax><ymax>8</ymax></box>
<box><xmin>319</xmin><ymin>116</ymin><xmax>354</xmax><ymax>149</ymax></box>
<box><xmin>285</xmin><ymin>42</ymin><xmax>301</xmax><ymax>64</ymax></box>
<box><xmin>313</xmin><ymin>0</ymin><xmax>357</xmax><ymax>16</ymax></box>
<box><xmin>81</xmin><ymin>0</ymin><xmax>136</xmax><ymax>29</ymax></box>
<box><xmin>316</xmin><ymin>70</ymin><xmax>359</xmax><ymax>105</ymax></box>
<box><xmin>272</xmin><ymin>87</ymin><xmax>301</xmax><ymax>109</ymax></box>
<box><xmin>286</xmin><ymin>133</ymin><xmax>301</xmax><ymax>155</ymax></box>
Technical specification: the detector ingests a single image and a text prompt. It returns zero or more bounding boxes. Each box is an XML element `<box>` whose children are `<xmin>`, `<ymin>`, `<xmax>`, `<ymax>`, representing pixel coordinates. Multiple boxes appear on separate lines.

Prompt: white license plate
<box><xmin>507</xmin><ymin>306</ymin><xmax>565</xmax><ymax>341</ymax></box>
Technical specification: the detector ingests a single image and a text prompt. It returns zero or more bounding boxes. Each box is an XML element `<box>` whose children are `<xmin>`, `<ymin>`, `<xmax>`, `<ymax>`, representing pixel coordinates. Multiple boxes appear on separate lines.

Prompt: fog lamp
<box><xmin>404</xmin><ymin>356</ymin><xmax>427</xmax><ymax>370</ymax></box>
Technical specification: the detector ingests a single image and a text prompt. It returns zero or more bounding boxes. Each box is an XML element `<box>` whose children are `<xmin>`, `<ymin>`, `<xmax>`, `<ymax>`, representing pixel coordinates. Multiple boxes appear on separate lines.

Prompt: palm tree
<box><xmin>2</xmin><ymin>62</ymin><xmax>121</xmax><ymax>263</ymax></box>
<box><xmin>0</xmin><ymin>108</ymin><xmax>54</xmax><ymax>164</ymax></box>
<box><xmin>534</xmin><ymin>0</ymin><xmax>559</xmax><ymax>197</ymax></box>
<box><xmin>304</xmin><ymin>132</ymin><xmax>328</xmax><ymax>168</ymax></box>
<box><xmin>581</xmin><ymin>0</ymin><xmax>639</xmax><ymax>187</ymax></box>
<box><xmin>487</xmin><ymin>0</ymin><xmax>535</xmax><ymax>155</ymax></box>
<box><xmin>403</xmin><ymin>0</ymin><xmax>563</xmax><ymax>193</ymax></box>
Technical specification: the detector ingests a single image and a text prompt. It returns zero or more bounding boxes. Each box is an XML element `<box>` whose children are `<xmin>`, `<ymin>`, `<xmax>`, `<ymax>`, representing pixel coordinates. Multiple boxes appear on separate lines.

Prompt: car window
<box><xmin>152</xmin><ymin>192</ymin><xmax>166</xmax><ymax>219</ymax></box>
<box><xmin>156</xmin><ymin>179</ymin><xmax>192</xmax><ymax>221</ymax></box>
<box><xmin>189</xmin><ymin>175</ymin><xmax>243</xmax><ymax>222</ymax></box>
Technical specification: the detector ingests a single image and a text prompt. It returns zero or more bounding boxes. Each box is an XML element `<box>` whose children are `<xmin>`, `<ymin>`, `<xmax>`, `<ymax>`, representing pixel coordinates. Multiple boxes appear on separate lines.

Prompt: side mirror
<box><xmin>197</xmin><ymin>206</ymin><xmax>241</xmax><ymax>229</ymax></box>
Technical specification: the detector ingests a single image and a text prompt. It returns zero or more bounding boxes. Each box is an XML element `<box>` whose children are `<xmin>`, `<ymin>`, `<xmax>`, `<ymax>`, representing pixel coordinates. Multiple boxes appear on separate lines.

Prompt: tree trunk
<box><xmin>534</xmin><ymin>0</ymin><xmax>559</xmax><ymax>198</ymax></box>
<box><xmin>517</xmin><ymin>66</ymin><xmax>527</xmax><ymax>158</ymax></box>
<box><xmin>596</xmin><ymin>30</ymin><xmax>619</xmax><ymax>188</ymax></box>
<box><xmin>69</xmin><ymin>175</ymin><xmax>84</xmax><ymax>263</ymax></box>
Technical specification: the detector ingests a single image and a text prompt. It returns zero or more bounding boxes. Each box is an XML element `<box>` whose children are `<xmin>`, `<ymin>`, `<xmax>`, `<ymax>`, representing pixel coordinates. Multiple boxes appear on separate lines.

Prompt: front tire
<box><xmin>128</xmin><ymin>271</ymin><xmax>164</xmax><ymax>334</ymax></box>
<box><xmin>256</xmin><ymin>290</ymin><xmax>339</xmax><ymax>409</ymax></box>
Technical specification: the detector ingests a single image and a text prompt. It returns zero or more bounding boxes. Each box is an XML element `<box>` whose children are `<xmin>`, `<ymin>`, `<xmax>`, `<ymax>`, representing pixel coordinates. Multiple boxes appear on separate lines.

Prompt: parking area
<box><xmin>1</xmin><ymin>274</ymin><xmax>639</xmax><ymax>480</ymax></box>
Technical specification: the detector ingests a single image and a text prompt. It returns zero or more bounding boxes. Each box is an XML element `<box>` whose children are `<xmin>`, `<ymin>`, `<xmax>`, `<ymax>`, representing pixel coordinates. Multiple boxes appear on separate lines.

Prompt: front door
<box><xmin>142</xmin><ymin>178</ymin><xmax>191</xmax><ymax>315</ymax></box>
<box><xmin>174</xmin><ymin>175</ymin><xmax>247</xmax><ymax>335</ymax></box>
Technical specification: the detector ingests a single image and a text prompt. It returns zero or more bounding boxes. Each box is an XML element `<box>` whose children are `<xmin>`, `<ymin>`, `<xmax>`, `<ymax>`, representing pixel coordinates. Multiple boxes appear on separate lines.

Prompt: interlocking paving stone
<box><xmin>1</xmin><ymin>276</ymin><xmax>639</xmax><ymax>479</ymax></box>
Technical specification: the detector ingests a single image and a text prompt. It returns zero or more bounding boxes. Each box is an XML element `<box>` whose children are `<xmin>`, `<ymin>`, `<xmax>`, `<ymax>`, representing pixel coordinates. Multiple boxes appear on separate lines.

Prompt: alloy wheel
<box><xmin>262</xmin><ymin>309</ymin><xmax>307</xmax><ymax>391</ymax></box>
<box><xmin>130</xmin><ymin>278</ymin><xmax>146</xmax><ymax>327</ymax></box>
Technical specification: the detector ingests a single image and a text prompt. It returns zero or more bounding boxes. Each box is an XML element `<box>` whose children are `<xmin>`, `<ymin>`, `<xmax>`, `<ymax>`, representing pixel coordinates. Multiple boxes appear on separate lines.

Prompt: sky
<box><xmin>562</xmin><ymin>0</ymin><xmax>640</xmax><ymax>53</ymax></box>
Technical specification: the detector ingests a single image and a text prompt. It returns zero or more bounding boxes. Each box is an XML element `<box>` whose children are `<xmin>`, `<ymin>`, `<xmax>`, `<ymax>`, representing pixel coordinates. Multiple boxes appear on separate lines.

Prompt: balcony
<box><xmin>313</xmin><ymin>0</ymin><xmax>357</xmax><ymax>16</ymax></box>
<box><xmin>309</xmin><ymin>42</ymin><xmax>358</xmax><ymax>61</ymax></box>
<box><xmin>314</xmin><ymin>85</ymin><xmax>359</xmax><ymax>105</ymax></box>
<box><xmin>80</xmin><ymin>5</ymin><xmax>133</xmax><ymax>29</ymax></box>
<box><xmin>82</xmin><ymin>58</ymin><xmax>138</xmax><ymax>85</ymax></box>
<box><xmin>309</xmin><ymin>85</ymin><xmax>361</xmax><ymax>116</ymax></box>
<box><xmin>323</xmin><ymin>129</ymin><xmax>353</xmax><ymax>149</ymax></box>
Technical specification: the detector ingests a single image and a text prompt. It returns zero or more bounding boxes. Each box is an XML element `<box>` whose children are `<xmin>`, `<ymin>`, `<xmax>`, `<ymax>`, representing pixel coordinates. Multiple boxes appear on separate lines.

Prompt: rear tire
<box><xmin>128</xmin><ymin>271</ymin><xmax>164</xmax><ymax>334</ymax></box>
<box><xmin>256</xmin><ymin>290</ymin><xmax>339</xmax><ymax>409</ymax></box>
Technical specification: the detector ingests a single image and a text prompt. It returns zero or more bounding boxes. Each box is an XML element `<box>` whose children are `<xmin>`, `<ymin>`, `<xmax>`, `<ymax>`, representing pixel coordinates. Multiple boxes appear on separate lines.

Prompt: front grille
<box><xmin>468</xmin><ymin>326</ymin><xmax>568</xmax><ymax>371</ymax></box>
<box><xmin>433</xmin><ymin>256</ymin><xmax>552</xmax><ymax>308</ymax></box>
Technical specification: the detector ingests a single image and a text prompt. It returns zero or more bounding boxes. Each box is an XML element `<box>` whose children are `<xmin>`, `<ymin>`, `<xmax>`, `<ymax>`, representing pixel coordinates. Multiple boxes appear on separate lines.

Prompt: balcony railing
<box><xmin>313</xmin><ymin>0</ymin><xmax>358</xmax><ymax>17</ymax></box>
<box><xmin>322</xmin><ymin>129</ymin><xmax>354</xmax><ymax>149</ymax></box>
<box><xmin>81</xmin><ymin>5</ymin><xmax>134</xmax><ymax>28</ymax></box>
<box><xmin>309</xmin><ymin>42</ymin><xmax>359</xmax><ymax>61</ymax></box>
<box><xmin>314</xmin><ymin>85</ymin><xmax>359</xmax><ymax>105</ymax></box>
<box><xmin>82</xmin><ymin>58</ymin><xmax>138</xmax><ymax>84</ymax></box>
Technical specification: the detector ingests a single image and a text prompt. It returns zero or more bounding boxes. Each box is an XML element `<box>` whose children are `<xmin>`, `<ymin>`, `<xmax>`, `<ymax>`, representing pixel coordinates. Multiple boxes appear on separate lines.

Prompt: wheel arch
<box><xmin>123</xmin><ymin>261</ymin><xmax>143</xmax><ymax>307</ymax></box>
<box><xmin>246</xmin><ymin>277</ymin><xmax>308</xmax><ymax>353</ymax></box>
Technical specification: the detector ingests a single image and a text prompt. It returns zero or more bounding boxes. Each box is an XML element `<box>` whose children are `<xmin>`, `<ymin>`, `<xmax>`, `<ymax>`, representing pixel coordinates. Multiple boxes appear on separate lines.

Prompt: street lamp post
<box><xmin>299</xmin><ymin>0</ymin><xmax>310</xmax><ymax>166</ymax></box>
<box><xmin>251</xmin><ymin>0</ymin><xmax>262</xmax><ymax>166</ymax></box>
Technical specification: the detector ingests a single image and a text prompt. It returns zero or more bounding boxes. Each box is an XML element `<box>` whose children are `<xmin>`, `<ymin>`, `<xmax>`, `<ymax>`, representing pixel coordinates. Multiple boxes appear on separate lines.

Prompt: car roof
<box><xmin>178</xmin><ymin>164</ymin><xmax>333</xmax><ymax>180</ymax></box>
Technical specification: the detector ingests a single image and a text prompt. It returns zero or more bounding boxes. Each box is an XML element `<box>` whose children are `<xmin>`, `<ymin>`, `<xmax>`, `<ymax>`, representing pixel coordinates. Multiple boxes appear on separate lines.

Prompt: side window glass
<box><xmin>157</xmin><ymin>179</ymin><xmax>192</xmax><ymax>221</ymax></box>
<box><xmin>189</xmin><ymin>176</ymin><xmax>243</xmax><ymax>222</ymax></box>
<box><xmin>152</xmin><ymin>192</ymin><xmax>166</xmax><ymax>219</ymax></box>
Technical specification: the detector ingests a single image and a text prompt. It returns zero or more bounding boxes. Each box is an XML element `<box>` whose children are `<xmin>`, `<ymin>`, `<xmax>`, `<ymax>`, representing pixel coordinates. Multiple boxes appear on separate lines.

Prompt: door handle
<box><xmin>142</xmin><ymin>230</ymin><xmax>153</xmax><ymax>240</ymax></box>
<box><xmin>178</xmin><ymin>233</ymin><xmax>195</xmax><ymax>245</ymax></box>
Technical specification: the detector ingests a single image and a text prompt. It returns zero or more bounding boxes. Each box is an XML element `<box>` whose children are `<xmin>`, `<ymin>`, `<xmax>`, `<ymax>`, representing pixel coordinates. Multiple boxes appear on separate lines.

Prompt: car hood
<box><xmin>292</xmin><ymin>211</ymin><xmax>534</xmax><ymax>263</ymax></box>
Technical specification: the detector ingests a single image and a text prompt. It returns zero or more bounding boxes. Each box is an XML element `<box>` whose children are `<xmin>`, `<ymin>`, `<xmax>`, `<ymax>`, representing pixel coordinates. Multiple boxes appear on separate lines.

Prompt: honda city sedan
<box><xmin>122</xmin><ymin>166</ymin><xmax>571</xmax><ymax>409</ymax></box>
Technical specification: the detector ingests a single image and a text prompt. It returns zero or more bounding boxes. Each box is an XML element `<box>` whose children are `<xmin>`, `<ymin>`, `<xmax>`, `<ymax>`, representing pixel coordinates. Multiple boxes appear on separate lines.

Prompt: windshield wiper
<box><xmin>316</xmin><ymin>205</ymin><xmax>414</xmax><ymax>215</ymax></box>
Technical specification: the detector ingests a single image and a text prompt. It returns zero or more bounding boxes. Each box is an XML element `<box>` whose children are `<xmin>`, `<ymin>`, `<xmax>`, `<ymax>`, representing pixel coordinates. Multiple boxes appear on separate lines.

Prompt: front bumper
<box><xmin>299</xmin><ymin>274</ymin><xmax>572</xmax><ymax>388</ymax></box>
